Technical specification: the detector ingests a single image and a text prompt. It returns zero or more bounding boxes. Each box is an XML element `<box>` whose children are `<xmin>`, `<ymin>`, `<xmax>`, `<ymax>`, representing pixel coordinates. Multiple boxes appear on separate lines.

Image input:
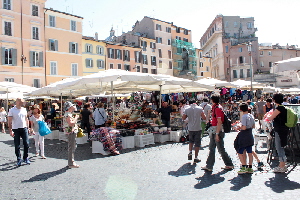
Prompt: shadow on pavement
<box><xmin>194</xmin><ymin>170</ymin><xmax>229</xmax><ymax>189</ymax></box>
<box><xmin>265</xmin><ymin>173</ymin><xmax>300</xmax><ymax>193</ymax></box>
<box><xmin>21</xmin><ymin>166</ymin><xmax>69</xmax><ymax>182</ymax></box>
<box><xmin>0</xmin><ymin>161</ymin><xmax>19</xmax><ymax>171</ymax></box>
<box><xmin>168</xmin><ymin>162</ymin><xmax>196</xmax><ymax>177</ymax></box>
<box><xmin>229</xmin><ymin>174</ymin><xmax>252</xmax><ymax>191</ymax></box>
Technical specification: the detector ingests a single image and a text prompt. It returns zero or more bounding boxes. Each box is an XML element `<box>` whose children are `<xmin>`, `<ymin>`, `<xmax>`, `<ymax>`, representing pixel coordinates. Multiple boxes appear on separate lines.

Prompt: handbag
<box><xmin>77</xmin><ymin>128</ymin><xmax>86</xmax><ymax>138</ymax></box>
<box><xmin>38</xmin><ymin>120</ymin><xmax>52</xmax><ymax>136</ymax></box>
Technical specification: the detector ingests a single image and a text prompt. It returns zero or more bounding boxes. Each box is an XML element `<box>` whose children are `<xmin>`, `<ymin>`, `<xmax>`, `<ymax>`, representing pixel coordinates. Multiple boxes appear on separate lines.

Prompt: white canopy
<box><xmin>282</xmin><ymin>88</ymin><xmax>300</xmax><ymax>94</ymax></box>
<box><xmin>231</xmin><ymin>79</ymin><xmax>264</xmax><ymax>89</ymax></box>
<box><xmin>273</xmin><ymin>57</ymin><xmax>300</xmax><ymax>73</ymax></box>
<box><xmin>195</xmin><ymin>78</ymin><xmax>235</xmax><ymax>88</ymax></box>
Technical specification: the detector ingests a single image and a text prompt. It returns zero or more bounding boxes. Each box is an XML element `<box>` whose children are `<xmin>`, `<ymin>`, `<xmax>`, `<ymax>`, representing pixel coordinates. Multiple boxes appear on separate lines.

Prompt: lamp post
<box><xmin>247</xmin><ymin>42</ymin><xmax>253</xmax><ymax>91</ymax></box>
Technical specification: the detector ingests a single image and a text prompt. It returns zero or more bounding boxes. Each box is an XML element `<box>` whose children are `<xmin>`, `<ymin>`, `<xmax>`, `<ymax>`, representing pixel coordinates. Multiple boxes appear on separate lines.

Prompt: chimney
<box><xmin>95</xmin><ymin>32</ymin><xmax>98</xmax><ymax>40</ymax></box>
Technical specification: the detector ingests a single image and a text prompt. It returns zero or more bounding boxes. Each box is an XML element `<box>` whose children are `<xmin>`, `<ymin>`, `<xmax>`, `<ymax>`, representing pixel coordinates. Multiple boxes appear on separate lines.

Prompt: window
<box><xmin>116</xmin><ymin>49</ymin><xmax>122</xmax><ymax>60</ymax></box>
<box><xmin>135</xmin><ymin>51</ymin><xmax>141</xmax><ymax>63</ymax></box>
<box><xmin>268</xmin><ymin>51</ymin><xmax>272</xmax><ymax>56</ymax></box>
<box><xmin>3</xmin><ymin>0</ymin><xmax>11</xmax><ymax>10</ymax></box>
<box><xmin>260</xmin><ymin>51</ymin><xmax>264</xmax><ymax>56</ymax></box>
<box><xmin>32</xmin><ymin>27</ymin><xmax>39</xmax><ymax>40</ymax></box>
<box><xmin>225</xmin><ymin>46</ymin><xmax>228</xmax><ymax>53</ymax></box>
<box><xmin>49</xmin><ymin>16</ymin><xmax>55</xmax><ymax>27</ymax></box>
<box><xmin>2</xmin><ymin>48</ymin><xmax>16</xmax><ymax>65</ymax></box>
<box><xmin>71</xmin><ymin>20</ymin><xmax>76</xmax><ymax>31</ymax></box>
<box><xmin>247</xmin><ymin>69</ymin><xmax>251</xmax><ymax>77</ymax></box>
<box><xmin>86</xmin><ymin>44</ymin><xmax>92</xmax><ymax>53</ymax></box>
<box><xmin>239</xmin><ymin>56</ymin><xmax>244</xmax><ymax>64</ymax></box>
<box><xmin>176</xmin><ymin>27</ymin><xmax>180</xmax><ymax>33</ymax></box>
<box><xmin>97</xmin><ymin>60</ymin><xmax>104</xmax><ymax>69</ymax></box>
<box><xmin>32</xmin><ymin>5</ymin><xmax>38</xmax><ymax>16</ymax></box>
<box><xmin>124</xmin><ymin>64</ymin><xmax>130</xmax><ymax>71</ymax></box>
<box><xmin>200</xmin><ymin>72</ymin><xmax>204</xmax><ymax>77</ymax></box>
<box><xmin>206</xmin><ymin>66</ymin><xmax>209</xmax><ymax>71</ymax></box>
<box><xmin>199</xmin><ymin>52</ymin><xmax>202</xmax><ymax>58</ymax></box>
<box><xmin>108</xmin><ymin>48</ymin><xmax>114</xmax><ymax>59</ymax></box>
<box><xmin>247</xmin><ymin>22</ymin><xmax>253</xmax><ymax>29</ymax></box>
<box><xmin>158</xmin><ymin>49</ymin><xmax>162</xmax><ymax>58</ymax></box>
<box><xmin>96</xmin><ymin>46</ymin><xmax>103</xmax><ymax>54</ymax></box>
<box><xmin>142</xmin><ymin>68</ymin><xmax>148</xmax><ymax>73</ymax></box>
<box><xmin>176</xmin><ymin>36</ymin><xmax>181</xmax><ymax>40</ymax></box>
<box><xmin>117</xmin><ymin>64</ymin><xmax>122</xmax><ymax>69</ymax></box>
<box><xmin>5</xmin><ymin>78</ymin><xmax>14</xmax><ymax>82</ymax></box>
<box><xmin>159</xmin><ymin>60</ymin><xmax>162</xmax><ymax>68</ymax></box>
<box><xmin>143</xmin><ymin>55</ymin><xmax>148</xmax><ymax>65</ymax></box>
<box><xmin>50</xmin><ymin>61</ymin><xmax>57</xmax><ymax>75</ymax></box>
<box><xmin>169</xmin><ymin>61</ymin><xmax>172</xmax><ymax>69</ymax></box>
<box><xmin>156</xmin><ymin>24</ymin><xmax>161</xmax><ymax>31</ymax></box>
<box><xmin>184</xmin><ymin>29</ymin><xmax>188</xmax><ymax>35</ymax></box>
<box><xmin>240</xmin><ymin>69</ymin><xmax>244</xmax><ymax>78</ymax></box>
<box><xmin>177</xmin><ymin>47</ymin><xmax>182</xmax><ymax>54</ymax></box>
<box><xmin>199</xmin><ymin>62</ymin><xmax>203</xmax><ymax>67</ymax></box>
<box><xmin>141</xmin><ymin>40</ymin><xmax>147</xmax><ymax>51</ymax></box>
<box><xmin>123</xmin><ymin>50</ymin><xmax>130</xmax><ymax>61</ymax></box>
<box><xmin>85</xmin><ymin>59</ymin><xmax>93</xmax><ymax>68</ymax></box>
<box><xmin>168</xmin><ymin>50</ymin><xmax>172</xmax><ymax>59</ymax></box>
<box><xmin>156</xmin><ymin>37</ymin><xmax>162</xmax><ymax>43</ymax></box>
<box><xmin>225</xmin><ymin>21</ymin><xmax>228</xmax><ymax>28</ymax></box>
<box><xmin>168</xmin><ymin>39</ymin><xmax>171</xmax><ymax>45</ymax></box>
<box><xmin>183</xmin><ymin>38</ymin><xmax>188</xmax><ymax>42</ymax></box>
<box><xmin>150</xmin><ymin>42</ymin><xmax>156</xmax><ymax>49</ymax></box>
<box><xmin>49</xmin><ymin>39</ymin><xmax>58</xmax><ymax>51</ymax></box>
<box><xmin>166</xmin><ymin>27</ymin><xmax>171</xmax><ymax>33</ymax></box>
<box><xmin>260</xmin><ymin>61</ymin><xmax>264</xmax><ymax>67</ymax></box>
<box><xmin>136</xmin><ymin>66</ymin><xmax>140</xmax><ymax>72</ymax></box>
<box><xmin>269</xmin><ymin>62</ymin><xmax>272</xmax><ymax>67</ymax></box>
<box><xmin>110</xmin><ymin>63</ymin><xmax>113</xmax><ymax>69</ymax></box>
<box><xmin>71</xmin><ymin>63</ymin><xmax>78</xmax><ymax>76</ymax></box>
<box><xmin>233</xmin><ymin>70</ymin><xmax>237</xmax><ymax>78</ymax></box>
<box><xmin>4</xmin><ymin>21</ymin><xmax>12</xmax><ymax>36</ymax></box>
<box><xmin>69</xmin><ymin>42</ymin><xmax>78</xmax><ymax>54</ymax></box>
<box><xmin>151</xmin><ymin>56</ymin><xmax>156</xmax><ymax>66</ymax></box>
<box><xmin>30</xmin><ymin>51</ymin><xmax>40</xmax><ymax>67</ymax></box>
<box><xmin>151</xmin><ymin>69</ymin><xmax>157</xmax><ymax>74</ymax></box>
<box><xmin>239</xmin><ymin>47</ymin><xmax>243</xmax><ymax>52</ymax></box>
<box><xmin>33</xmin><ymin>79</ymin><xmax>40</xmax><ymax>88</ymax></box>
<box><xmin>234</xmin><ymin>21</ymin><xmax>238</xmax><ymax>28</ymax></box>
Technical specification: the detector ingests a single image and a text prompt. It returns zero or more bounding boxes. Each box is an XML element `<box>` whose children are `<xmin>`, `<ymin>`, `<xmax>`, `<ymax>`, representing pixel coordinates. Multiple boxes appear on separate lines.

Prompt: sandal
<box><xmin>221</xmin><ymin>166</ymin><xmax>234</xmax><ymax>170</ymax></box>
<box><xmin>69</xmin><ymin>164</ymin><xmax>80</xmax><ymax>168</ymax></box>
<box><xmin>41</xmin><ymin>156</ymin><xmax>47</xmax><ymax>159</ymax></box>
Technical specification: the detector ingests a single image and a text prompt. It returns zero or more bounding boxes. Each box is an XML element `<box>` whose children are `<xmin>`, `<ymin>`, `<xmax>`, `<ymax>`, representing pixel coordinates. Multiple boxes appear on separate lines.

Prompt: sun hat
<box><xmin>64</xmin><ymin>101</ymin><xmax>75</xmax><ymax>111</ymax></box>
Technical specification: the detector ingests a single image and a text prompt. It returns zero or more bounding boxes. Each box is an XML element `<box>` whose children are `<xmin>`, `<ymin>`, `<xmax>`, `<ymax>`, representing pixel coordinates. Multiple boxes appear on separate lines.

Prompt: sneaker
<box><xmin>221</xmin><ymin>166</ymin><xmax>234</xmax><ymax>170</ymax></box>
<box><xmin>238</xmin><ymin>167</ymin><xmax>248</xmax><ymax>174</ymax></box>
<box><xmin>188</xmin><ymin>153</ymin><xmax>192</xmax><ymax>160</ymax></box>
<box><xmin>247</xmin><ymin>168</ymin><xmax>254</xmax><ymax>174</ymax></box>
<box><xmin>201</xmin><ymin>166</ymin><xmax>212</xmax><ymax>172</ymax></box>
<box><xmin>16</xmin><ymin>159</ymin><xmax>23</xmax><ymax>166</ymax></box>
<box><xmin>273</xmin><ymin>166</ymin><xmax>287</xmax><ymax>173</ymax></box>
<box><xmin>23</xmin><ymin>158</ymin><xmax>30</xmax><ymax>165</ymax></box>
<box><xmin>257</xmin><ymin>162</ymin><xmax>264</xmax><ymax>169</ymax></box>
<box><xmin>194</xmin><ymin>158</ymin><xmax>201</xmax><ymax>163</ymax></box>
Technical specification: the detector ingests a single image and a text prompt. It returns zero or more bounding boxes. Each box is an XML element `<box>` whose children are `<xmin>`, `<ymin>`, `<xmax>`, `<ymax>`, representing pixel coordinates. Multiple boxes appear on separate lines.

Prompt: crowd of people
<box><xmin>3</xmin><ymin>92</ymin><xmax>299</xmax><ymax>174</ymax></box>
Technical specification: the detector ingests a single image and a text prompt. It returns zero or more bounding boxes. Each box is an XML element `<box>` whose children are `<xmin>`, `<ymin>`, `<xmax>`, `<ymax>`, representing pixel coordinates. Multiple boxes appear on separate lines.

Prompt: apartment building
<box><xmin>200</xmin><ymin>15</ymin><xmax>259</xmax><ymax>82</ymax></box>
<box><xmin>197</xmin><ymin>49</ymin><xmax>211</xmax><ymax>78</ymax></box>
<box><xmin>44</xmin><ymin>8</ymin><xmax>83</xmax><ymax>84</ymax></box>
<box><xmin>82</xmin><ymin>35</ymin><xmax>106</xmax><ymax>75</ymax></box>
<box><xmin>0</xmin><ymin>0</ymin><xmax>46</xmax><ymax>87</ymax></box>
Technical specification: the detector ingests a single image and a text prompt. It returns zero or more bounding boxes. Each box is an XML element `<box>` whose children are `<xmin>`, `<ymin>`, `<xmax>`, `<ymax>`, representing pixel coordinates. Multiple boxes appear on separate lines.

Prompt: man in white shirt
<box><xmin>8</xmin><ymin>98</ymin><xmax>30</xmax><ymax>166</ymax></box>
<box><xmin>200</xmin><ymin>98</ymin><xmax>212</xmax><ymax>136</ymax></box>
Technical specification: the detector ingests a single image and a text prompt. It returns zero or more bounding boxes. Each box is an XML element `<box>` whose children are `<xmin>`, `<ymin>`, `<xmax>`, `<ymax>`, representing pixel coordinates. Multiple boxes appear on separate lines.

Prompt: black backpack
<box><xmin>213</xmin><ymin>105</ymin><xmax>232</xmax><ymax>133</ymax></box>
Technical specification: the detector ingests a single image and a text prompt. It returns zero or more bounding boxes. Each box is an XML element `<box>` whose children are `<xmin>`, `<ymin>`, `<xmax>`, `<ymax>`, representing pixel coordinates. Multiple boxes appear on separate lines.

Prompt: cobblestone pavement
<box><xmin>1</xmin><ymin>130</ymin><xmax>300</xmax><ymax>200</ymax></box>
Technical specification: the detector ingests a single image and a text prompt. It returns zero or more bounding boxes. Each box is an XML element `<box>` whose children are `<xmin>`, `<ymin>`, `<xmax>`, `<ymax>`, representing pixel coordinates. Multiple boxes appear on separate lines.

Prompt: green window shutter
<box><xmin>12</xmin><ymin>49</ymin><xmax>17</xmax><ymax>66</ymax></box>
<box><xmin>85</xmin><ymin>59</ymin><xmax>89</xmax><ymax>67</ymax></box>
<box><xmin>119</xmin><ymin>50</ymin><xmax>122</xmax><ymax>60</ymax></box>
<box><xmin>115</xmin><ymin>49</ymin><xmax>118</xmax><ymax>59</ymax></box>
<box><xmin>123</xmin><ymin>50</ymin><xmax>126</xmax><ymax>61</ymax></box>
<box><xmin>1</xmin><ymin>47</ymin><xmax>5</xmax><ymax>65</ymax></box>
<box><xmin>39</xmin><ymin>52</ymin><xmax>43</xmax><ymax>67</ymax></box>
<box><xmin>55</xmin><ymin>40</ymin><xmax>58</xmax><ymax>51</ymax></box>
<box><xmin>69</xmin><ymin>42</ymin><xmax>72</xmax><ymax>53</ymax></box>
<box><xmin>134</xmin><ymin>51</ymin><xmax>137</xmax><ymax>62</ymax></box>
<box><xmin>91</xmin><ymin>59</ymin><xmax>93</xmax><ymax>67</ymax></box>
<box><xmin>30</xmin><ymin>51</ymin><xmax>34</xmax><ymax>67</ymax></box>
<box><xmin>128</xmin><ymin>50</ymin><xmax>130</xmax><ymax>61</ymax></box>
<box><xmin>49</xmin><ymin>39</ymin><xmax>51</xmax><ymax>50</ymax></box>
<box><xmin>90</xmin><ymin>44</ymin><xmax>93</xmax><ymax>53</ymax></box>
<box><xmin>107</xmin><ymin>48</ymin><xmax>110</xmax><ymax>58</ymax></box>
<box><xmin>76</xmin><ymin>43</ymin><xmax>78</xmax><ymax>54</ymax></box>
<box><xmin>97</xmin><ymin>60</ymin><xmax>100</xmax><ymax>68</ymax></box>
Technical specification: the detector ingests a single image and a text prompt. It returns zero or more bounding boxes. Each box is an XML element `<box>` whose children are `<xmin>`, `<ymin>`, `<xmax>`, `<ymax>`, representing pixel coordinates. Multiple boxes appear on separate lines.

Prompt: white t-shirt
<box><xmin>8</xmin><ymin>106</ymin><xmax>28</xmax><ymax>129</ymax></box>
<box><xmin>184</xmin><ymin>104</ymin><xmax>203</xmax><ymax>131</ymax></box>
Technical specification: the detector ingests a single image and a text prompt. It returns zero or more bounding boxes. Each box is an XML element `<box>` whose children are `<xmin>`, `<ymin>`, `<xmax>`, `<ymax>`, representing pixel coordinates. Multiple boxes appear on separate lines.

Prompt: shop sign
<box><xmin>281</xmin><ymin>79</ymin><xmax>292</xmax><ymax>82</ymax></box>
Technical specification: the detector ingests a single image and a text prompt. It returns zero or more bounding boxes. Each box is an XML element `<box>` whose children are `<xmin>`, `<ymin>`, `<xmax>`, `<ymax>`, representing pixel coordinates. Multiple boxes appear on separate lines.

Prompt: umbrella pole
<box><xmin>6</xmin><ymin>88</ymin><xmax>8</xmax><ymax>112</ymax></box>
<box><xmin>159</xmin><ymin>85</ymin><xmax>162</xmax><ymax>108</ymax></box>
<box><xmin>111</xmin><ymin>81</ymin><xmax>114</xmax><ymax>122</ymax></box>
<box><xmin>60</xmin><ymin>93</ymin><xmax>63</xmax><ymax>118</ymax></box>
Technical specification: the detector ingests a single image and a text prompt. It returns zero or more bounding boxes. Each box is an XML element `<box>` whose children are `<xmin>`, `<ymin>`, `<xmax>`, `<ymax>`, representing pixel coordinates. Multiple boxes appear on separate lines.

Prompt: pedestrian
<box><xmin>200</xmin><ymin>98</ymin><xmax>212</xmax><ymax>136</ymax></box>
<box><xmin>156</xmin><ymin>101</ymin><xmax>173</xmax><ymax>127</ymax></box>
<box><xmin>7</xmin><ymin>98</ymin><xmax>30</xmax><ymax>166</ymax></box>
<box><xmin>93</xmin><ymin>102</ymin><xmax>107</xmax><ymax>129</ymax></box>
<box><xmin>182</xmin><ymin>100</ymin><xmax>206</xmax><ymax>163</ymax></box>
<box><xmin>201</xmin><ymin>94</ymin><xmax>234</xmax><ymax>171</ymax></box>
<box><xmin>80</xmin><ymin>103</ymin><xmax>92</xmax><ymax>136</ymax></box>
<box><xmin>29</xmin><ymin>106</ymin><xmax>46</xmax><ymax>159</ymax></box>
<box><xmin>63</xmin><ymin>101</ymin><xmax>80</xmax><ymax>168</ymax></box>
<box><xmin>263</xmin><ymin>98</ymin><xmax>274</xmax><ymax>114</ymax></box>
<box><xmin>235</xmin><ymin>103</ymin><xmax>255</xmax><ymax>174</ymax></box>
<box><xmin>266</xmin><ymin>93</ymin><xmax>289</xmax><ymax>173</ymax></box>
<box><xmin>255</xmin><ymin>97</ymin><xmax>266</xmax><ymax>131</ymax></box>
<box><xmin>0</xmin><ymin>107</ymin><xmax>7</xmax><ymax>133</ymax></box>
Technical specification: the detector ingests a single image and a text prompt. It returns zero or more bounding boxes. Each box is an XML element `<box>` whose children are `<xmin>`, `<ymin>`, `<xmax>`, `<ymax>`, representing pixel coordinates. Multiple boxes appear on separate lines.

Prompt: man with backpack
<box><xmin>201</xmin><ymin>95</ymin><xmax>234</xmax><ymax>171</ymax></box>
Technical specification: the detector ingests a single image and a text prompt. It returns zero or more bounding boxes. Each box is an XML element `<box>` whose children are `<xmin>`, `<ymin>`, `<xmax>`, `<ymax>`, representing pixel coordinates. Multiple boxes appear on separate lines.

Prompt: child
<box><xmin>235</xmin><ymin>103</ymin><xmax>255</xmax><ymax>174</ymax></box>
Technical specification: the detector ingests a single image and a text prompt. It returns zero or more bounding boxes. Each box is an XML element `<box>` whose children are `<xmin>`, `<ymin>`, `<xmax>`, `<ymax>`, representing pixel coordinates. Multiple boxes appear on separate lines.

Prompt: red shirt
<box><xmin>211</xmin><ymin>104</ymin><xmax>224</xmax><ymax>126</ymax></box>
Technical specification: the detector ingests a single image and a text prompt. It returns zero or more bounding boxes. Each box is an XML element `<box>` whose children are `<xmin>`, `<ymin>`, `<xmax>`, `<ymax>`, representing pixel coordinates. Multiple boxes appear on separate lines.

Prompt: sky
<box><xmin>45</xmin><ymin>0</ymin><xmax>300</xmax><ymax>48</ymax></box>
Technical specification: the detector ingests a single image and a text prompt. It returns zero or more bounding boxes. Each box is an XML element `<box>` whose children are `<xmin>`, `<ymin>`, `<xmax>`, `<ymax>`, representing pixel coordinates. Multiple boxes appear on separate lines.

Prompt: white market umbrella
<box><xmin>273</xmin><ymin>57</ymin><xmax>300</xmax><ymax>73</ymax></box>
<box><xmin>282</xmin><ymin>88</ymin><xmax>300</xmax><ymax>94</ymax></box>
<box><xmin>231</xmin><ymin>79</ymin><xmax>264</xmax><ymax>89</ymax></box>
<box><xmin>195</xmin><ymin>78</ymin><xmax>235</xmax><ymax>88</ymax></box>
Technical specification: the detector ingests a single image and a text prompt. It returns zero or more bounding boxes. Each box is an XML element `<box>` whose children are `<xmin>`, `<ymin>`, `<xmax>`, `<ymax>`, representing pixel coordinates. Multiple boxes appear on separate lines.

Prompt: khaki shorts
<box><xmin>257</xmin><ymin>113</ymin><xmax>264</xmax><ymax>120</ymax></box>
